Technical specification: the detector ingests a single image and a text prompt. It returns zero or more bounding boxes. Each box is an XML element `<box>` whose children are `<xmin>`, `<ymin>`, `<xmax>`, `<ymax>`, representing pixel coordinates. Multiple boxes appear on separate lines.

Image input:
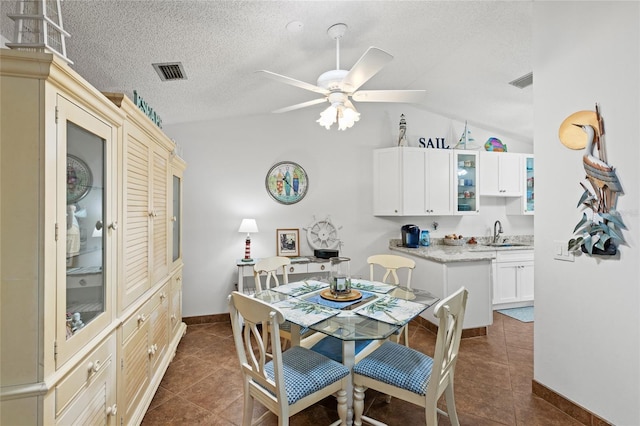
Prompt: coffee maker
<box><xmin>401</xmin><ymin>224</ymin><xmax>420</xmax><ymax>248</ymax></box>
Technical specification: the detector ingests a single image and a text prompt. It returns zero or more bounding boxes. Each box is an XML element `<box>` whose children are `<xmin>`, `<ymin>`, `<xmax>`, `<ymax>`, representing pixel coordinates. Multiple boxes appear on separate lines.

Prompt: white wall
<box><xmin>533</xmin><ymin>2</ymin><xmax>639</xmax><ymax>425</ymax></box>
<box><xmin>164</xmin><ymin>103</ymin><xmax>532</xmax><ymax>317</ymax></box>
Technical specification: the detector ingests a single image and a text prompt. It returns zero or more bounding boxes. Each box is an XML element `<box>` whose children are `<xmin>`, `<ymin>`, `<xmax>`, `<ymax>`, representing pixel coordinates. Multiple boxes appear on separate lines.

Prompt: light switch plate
<box><xmin>553</xmin><ymin>240</ymin><xmax>575</xmax><ymax>262</ymax></box>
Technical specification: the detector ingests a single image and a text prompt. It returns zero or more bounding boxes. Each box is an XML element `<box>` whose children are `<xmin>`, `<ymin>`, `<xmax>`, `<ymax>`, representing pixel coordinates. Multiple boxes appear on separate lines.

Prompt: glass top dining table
<box><xmin>254</xmin><ymin>278</ymin><xmax>439</xmax><ymax>343</ymax></box>
<box><xmin>253</xmin><ymin>279</ymin><xmax>439</xmax><ymax>425</ymax></box>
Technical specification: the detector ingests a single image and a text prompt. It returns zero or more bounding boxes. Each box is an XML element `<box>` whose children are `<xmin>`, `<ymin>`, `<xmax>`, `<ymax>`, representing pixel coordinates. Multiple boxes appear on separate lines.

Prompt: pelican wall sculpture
<box><xmin>559</xmin><ymin>104</ymin><xmax>626</xmax><ymax>256</ymax></box>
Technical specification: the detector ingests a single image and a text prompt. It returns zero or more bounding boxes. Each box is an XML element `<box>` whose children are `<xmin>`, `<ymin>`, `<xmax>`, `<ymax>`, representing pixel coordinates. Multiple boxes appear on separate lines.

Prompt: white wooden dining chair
<box><xmin>352</xmin><ymin>286</ymin><xmax>468</xmax><ymax>426</ymax></box>
<box><xmin>253</xmin><ymin>256</ymin><xmax>291</xmax><ymax>292</ymax></box>
<box><xmin>253</xmin><ymin>256</ymin><xmax>319</xmax><ymax>349</ymax></box>
<box><xmin>367</xmin><ymin>254</ymin><xmax>416</xmax><ymax>346</ymax></box>
<box><xmin>229</xmin><ymin>291</ymin><xmax>349</xmax><ymax>426</ymax></box>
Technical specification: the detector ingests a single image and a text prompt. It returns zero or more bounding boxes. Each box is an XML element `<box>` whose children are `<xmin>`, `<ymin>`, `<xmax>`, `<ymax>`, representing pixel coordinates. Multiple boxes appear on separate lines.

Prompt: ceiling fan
<box><xmin>257</xmin><ymin>23</ymin><xmax>426</xmax><ymax>130</ymax></box>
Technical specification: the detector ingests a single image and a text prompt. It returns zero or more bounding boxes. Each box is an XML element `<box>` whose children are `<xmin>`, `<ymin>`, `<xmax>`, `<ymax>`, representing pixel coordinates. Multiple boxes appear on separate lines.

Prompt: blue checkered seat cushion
<box><xmin>353</xmin><ymin>341</ymin><xmax>433</xmax><ymax>396</ymax></box>
<box><xmin>263</xmin><ymin>346</ymin><xmax>350</xmax><ymax>405</ymax></box>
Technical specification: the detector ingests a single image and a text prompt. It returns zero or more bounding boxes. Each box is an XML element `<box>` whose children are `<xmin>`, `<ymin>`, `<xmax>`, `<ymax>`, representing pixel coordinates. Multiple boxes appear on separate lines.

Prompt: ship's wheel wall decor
<box><xmin>304</xmin><ymin>215</ymin><xmax>342</xmax><ymax>251</ymax></box>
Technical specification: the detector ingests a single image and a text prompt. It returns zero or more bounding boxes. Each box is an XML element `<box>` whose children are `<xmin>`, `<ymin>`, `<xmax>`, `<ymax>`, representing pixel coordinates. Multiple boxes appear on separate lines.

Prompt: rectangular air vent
<box><xmin>509</xmin><ymin>72</ymin><xmax>533</xmax><ymax>89</ymax></box>
<box><xmin>152</xmin><ymin>62</ymin><xmax>187</xmax><ymax>81</ymax></box>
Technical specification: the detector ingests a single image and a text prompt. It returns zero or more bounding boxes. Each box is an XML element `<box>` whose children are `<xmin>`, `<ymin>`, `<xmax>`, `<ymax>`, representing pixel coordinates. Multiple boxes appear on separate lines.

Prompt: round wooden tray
<box><xmin>320</xmin><ymin>288</ymin><xmax>362</xmax><ymax>301</ymax></box>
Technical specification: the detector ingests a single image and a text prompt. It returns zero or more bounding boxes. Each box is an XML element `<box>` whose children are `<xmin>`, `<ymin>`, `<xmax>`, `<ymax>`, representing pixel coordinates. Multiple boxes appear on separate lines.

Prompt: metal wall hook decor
<box><xmin>559</xmin><ymin>103</ymin><xmax>626</xmax><ymax>256</ymax></box>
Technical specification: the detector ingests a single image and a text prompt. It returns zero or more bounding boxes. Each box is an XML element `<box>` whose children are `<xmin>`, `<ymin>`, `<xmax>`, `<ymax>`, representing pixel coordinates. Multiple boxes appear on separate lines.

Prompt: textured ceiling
<box><xmin>0</xmin><ymin>1</ymin><xmax>533</xmax><ymax>142</ymax></box>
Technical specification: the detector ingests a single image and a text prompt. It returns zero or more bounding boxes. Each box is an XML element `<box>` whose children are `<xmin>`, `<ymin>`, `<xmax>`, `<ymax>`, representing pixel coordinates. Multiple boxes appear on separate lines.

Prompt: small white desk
<box><xmin>236</xmin><ymin>258</ymin><xmax>331</xmax><ymax>294</ymax></box>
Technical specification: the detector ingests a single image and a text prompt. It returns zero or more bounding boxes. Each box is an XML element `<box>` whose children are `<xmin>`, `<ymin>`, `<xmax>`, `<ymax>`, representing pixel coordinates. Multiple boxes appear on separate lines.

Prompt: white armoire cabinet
<box><xmin>0</xmin><ymin>50</ymin><xmax>186</xmax><ymax>426</ymax></box>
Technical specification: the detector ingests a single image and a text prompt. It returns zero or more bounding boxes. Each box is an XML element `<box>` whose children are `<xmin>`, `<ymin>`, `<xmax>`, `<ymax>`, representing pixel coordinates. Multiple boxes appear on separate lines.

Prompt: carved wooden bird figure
<box><xmin>573</xmin><ymin>123</ymin><xmax>622</xmax><ymax>212</ymax></box>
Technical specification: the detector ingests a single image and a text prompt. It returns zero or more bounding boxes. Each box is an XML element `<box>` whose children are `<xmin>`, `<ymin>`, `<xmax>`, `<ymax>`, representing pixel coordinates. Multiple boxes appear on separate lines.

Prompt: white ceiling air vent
<box><xmin>152</xmin><ymin>62</ymin><xmax>187</xmax><ymax>81</ymax></box>
<box><xmin>509</xmin><ymin>72</ymin><xmax>533</xmax><ymax>89</ymax></box>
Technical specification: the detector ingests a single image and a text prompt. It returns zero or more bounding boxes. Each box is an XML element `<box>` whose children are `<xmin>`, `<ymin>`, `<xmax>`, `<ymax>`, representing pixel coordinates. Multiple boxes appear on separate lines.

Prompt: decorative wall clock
<box><xmin>265</xmin><ymin>161</ymin><xmax>308</xmax><ymax>204</ymax></box>
<box><xmin>67</xmin><ymin>154</ymin><xmax>93</xmax><ymax>203</ymax></box>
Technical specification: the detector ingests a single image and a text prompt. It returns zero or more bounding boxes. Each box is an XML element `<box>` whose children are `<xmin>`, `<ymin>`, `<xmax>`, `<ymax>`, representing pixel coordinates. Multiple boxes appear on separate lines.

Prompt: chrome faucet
<box><xmin>493</xmin><ymin>220</ymin><xmax>504</xmax><ymax>244</ymax></box>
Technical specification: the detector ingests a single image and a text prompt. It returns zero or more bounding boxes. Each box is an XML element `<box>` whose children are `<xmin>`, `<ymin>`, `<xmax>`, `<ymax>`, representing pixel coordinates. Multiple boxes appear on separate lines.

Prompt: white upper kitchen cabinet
<box><xmin>479</xmin><ymin>152</ymin><xmax>523</xmax><ymax>196</ymax></box>
<box><xmin>374</xmin><ymin>147</ymin><xmax>452</xmax><ymax>216</ymax></box>
<box><xmin>506</xmin><ymin>154</ymin><xmax>535</xmax><ymax>215</ymax></box>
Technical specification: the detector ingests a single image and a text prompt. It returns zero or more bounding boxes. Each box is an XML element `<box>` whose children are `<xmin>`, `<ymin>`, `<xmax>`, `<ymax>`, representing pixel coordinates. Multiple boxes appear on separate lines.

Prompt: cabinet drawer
<box><xmin>286</xmin><ymin>264</ymin><xmax>307</xmax><ymax>275</ymax></box>
<box><xmin>55</xmin><ymin>335</ymin><xmax>114</xmax><ymax>416</ymax></box>
<box><xmin>122</xmin><ymin>299</ymin><xmax>154</xmax><ymax>343</ymax></box>
<box><xmin>496</xmin><ymin>251</ymin><xmax>533</xmax><ymax>263</ymax></box>
<box><xmin>307</xmin><ymin>262</ymin><xmax>329</xmax><ymax>274</ymax></box>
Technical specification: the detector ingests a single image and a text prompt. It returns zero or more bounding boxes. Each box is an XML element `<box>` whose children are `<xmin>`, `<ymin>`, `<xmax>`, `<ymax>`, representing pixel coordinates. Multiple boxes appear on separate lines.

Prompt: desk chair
<box><xmin>367</xmin><ymin>254</ymin><xmax>416</xmax><ymax>346</ymax></box>
<box><xmin>229</xmin><ymin>291</ymin><xmax>349</xmax><ymax>426</ymax></box>
<box><xmin>352</xmin><ymin>287</ymin><xmax>468</xmax><ymax>426</ymax></box>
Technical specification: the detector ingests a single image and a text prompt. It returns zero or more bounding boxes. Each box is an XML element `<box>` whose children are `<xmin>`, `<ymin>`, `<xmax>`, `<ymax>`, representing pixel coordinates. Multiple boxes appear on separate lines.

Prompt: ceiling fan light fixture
<box><xmin>317</xmin><ymin>101</ymin><xmax>360</xmax><ymax>131</ymax></box>
<box><xmin>338</xmin><ymin>105</ymin><xmax>360</xmax><ymax>131</ymax></box>
<box><xmin>317</xmin><ymin>105</ymin><xmax>338</xmax><ymax>129</ymax></box>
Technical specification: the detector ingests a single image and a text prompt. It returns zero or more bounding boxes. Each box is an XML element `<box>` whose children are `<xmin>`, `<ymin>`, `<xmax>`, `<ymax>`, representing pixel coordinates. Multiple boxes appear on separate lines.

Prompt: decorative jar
<box><xmin>329</xmin><ymin>257</ymin><xmax>351</xmax><ymax>295</ymax></box>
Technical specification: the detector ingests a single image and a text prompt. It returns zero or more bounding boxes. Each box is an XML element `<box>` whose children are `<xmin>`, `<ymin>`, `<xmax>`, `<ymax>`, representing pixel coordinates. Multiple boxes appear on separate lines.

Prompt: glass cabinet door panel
<box><xmin>57</xmin><ymin>94</ymin><xmax>114</xmax><ymax>368</ymax></box>
<box><xmin>526</xmin><ymin>156</ymin><xmax>534</xmax><ymax>212</ymax></box>
<box><xmin>66</xmin><ymin>121</ymin><xmax>105</xmax><ymax>338</ymax></box>
<box><xmin>455</xmin><ymin>152</ymin><xmax>478</xmax><ymax>213</ymax></box>
<box><xmin>172</xmin><ymin>175</ymin><xmax>181</xmax><ymax>262</ymax></box>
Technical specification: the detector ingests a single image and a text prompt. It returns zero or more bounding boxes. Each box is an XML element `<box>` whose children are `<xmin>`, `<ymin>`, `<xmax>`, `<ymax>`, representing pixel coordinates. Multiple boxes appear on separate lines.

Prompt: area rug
<box><xmin>497</xmin><ymin>306</ymin><xmax>534</xmax><ymax>322</ymax></box>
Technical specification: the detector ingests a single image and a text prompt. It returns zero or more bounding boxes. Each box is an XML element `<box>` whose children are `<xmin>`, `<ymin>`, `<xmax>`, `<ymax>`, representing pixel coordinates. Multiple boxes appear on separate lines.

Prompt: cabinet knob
<box><xmin>87</xmin><ymin>360</ymin><xmax>101</xmax><ymax>374</ymax></box>
<box><xmin>106</xmin><ymin>404</ymin><xmax>118</xmax><ymax>416</ymax></box>
<box><xmin>171</xmin><ymin>216</ymin><xmax>177</xmax><ymax>222</ymax></box>
<box><xmin>320</xmin><ymin>265</ymin><xmax>325</xmax><ymax>271</ymax></box>
<box><xmin>149</xmin><ymin>211</ymin><xmax>158</xmax><ymax>217</ymax></box>
<box><xmin>109</xmin><ymin>222</ymin><xmax>118</xmax><ymax>231</ymax></box>
<box><xmin>160</xmin><ymin>292</ymin><xmax>167</xmax><ymax>300</ymax></box>
<box><xmin>138</xmin><ymin>314</ymin><xmax>146</xmax><ymax>323</ymax></box>
<box><xmin>171</xmin><ymin>314</ymin><xmax>176</xmax><ymax>322</ymax></box>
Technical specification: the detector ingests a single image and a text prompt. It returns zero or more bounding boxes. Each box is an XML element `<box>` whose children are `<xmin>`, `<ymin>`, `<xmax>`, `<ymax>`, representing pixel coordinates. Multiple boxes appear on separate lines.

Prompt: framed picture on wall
<box><xmin>276</xmin><ymin>228</ymin><xmax>300</xmax><ymax>257</ymax></box>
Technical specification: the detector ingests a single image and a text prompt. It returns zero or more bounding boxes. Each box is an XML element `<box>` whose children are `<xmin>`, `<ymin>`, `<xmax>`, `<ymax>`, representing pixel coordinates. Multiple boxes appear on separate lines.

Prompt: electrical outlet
<box><xmin>553</xmin><ymin>240</ymin><xmax>575</xmax><ymax>262</ymax></box>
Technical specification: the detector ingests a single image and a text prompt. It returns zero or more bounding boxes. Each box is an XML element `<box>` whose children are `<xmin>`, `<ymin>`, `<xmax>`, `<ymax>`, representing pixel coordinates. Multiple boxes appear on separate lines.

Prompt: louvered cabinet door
<box><xmin>122</xmin><ymin>125</ymin><xmax>152</xmax><ymax>309</ymax></box>
<box><xmin>151</xmin><ymin>148</ymin><xmax>170</xmax><ymax>283</ymax></box>
<box><xmin>149</xmin><ymin>283</ymin><xmax>170</xmax><ymax>376</ymax></box>
<box><xmin>120</xmin><ymin>304</ymin><xmax>152</xmax><ymax>425</ymax></box>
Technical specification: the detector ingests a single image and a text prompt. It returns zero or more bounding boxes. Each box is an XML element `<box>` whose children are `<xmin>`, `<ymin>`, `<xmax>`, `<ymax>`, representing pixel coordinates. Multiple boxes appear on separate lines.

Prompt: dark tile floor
<box><xmin>142</xmin><ymin>311</ymin><xmax>582</xmax><ymax>425</ymax></box>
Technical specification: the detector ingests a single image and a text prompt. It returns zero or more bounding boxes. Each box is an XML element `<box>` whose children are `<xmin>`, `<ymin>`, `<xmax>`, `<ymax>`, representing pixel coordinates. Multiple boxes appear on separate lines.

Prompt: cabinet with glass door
<box><xmin>0</xmin><ymin>50</ymin><xmax>122</xmax><ymax>425</ymax></box>
<box><xmin>454</xmin><ymin>150</ymin><xmax>480</xmax><ymax>214</ymax></box>
<box><xmin>506</xmin><ymin>155</ymin><xmax>534</xmax><ymax>215</ymax></box>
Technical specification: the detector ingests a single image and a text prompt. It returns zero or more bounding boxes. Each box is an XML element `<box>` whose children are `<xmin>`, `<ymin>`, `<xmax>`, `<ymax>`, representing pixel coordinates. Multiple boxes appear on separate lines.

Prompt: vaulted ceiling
<box><xmin>0</xmin><ymin>1</ymin><xmax>533</xmax><ymax>142</ymax></box>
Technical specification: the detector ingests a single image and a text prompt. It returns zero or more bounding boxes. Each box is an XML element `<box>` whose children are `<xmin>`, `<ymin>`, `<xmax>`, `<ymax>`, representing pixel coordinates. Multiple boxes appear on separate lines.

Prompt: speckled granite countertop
<box><xmin>389</xmin><ymin>236</ymin><xmax>534</xmax><ymax>263</ymax></box>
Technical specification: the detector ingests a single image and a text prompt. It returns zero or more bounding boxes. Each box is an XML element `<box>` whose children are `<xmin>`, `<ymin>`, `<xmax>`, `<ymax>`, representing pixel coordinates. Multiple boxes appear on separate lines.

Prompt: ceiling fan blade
<box><xmin>272</xmin><ymin>97</ymin><xmax>327</xmax><ymax>114</ymax></box>
<box><xmin>352</xmin><ymin>89</ymin><xmax>426</xmax><ymax>103</ymax></box>
<box><xmin>257</xmin><ymin>70</ymin><xmax>329</xmax><ymax>95</ymax></box>
<box><xmin>342</xmin><ymin>47</ymin><xmax>393</xmax><ymax>92</ymax></box>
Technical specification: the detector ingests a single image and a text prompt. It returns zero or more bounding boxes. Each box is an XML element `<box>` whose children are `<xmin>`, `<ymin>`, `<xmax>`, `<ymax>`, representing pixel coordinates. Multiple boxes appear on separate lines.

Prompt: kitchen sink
<box><xmin>483</xmin><ymin>242</ymin><xmax>531</xmax><ymax>247</ymax></box>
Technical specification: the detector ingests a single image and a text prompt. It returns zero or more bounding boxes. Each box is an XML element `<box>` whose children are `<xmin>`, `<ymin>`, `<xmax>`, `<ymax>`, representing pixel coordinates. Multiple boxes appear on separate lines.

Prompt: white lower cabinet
<box><xmin>119</xmin><ymin>279</ymin><xmax>177</xmax><ymax>425</ymax></box>
<box><xmin>55</xmin><ymin>335</ymin><xmax>117</xmax><ymax>425</ymax></box>
<box><xmin>492</xmin><ymin>251</ymin><xmax>534</xmax><ymax>308</ymax></box>
<box><xmin>410</xmin><ymin>257</ymin><xmax>493</xmax><ymax>330</ymax></box>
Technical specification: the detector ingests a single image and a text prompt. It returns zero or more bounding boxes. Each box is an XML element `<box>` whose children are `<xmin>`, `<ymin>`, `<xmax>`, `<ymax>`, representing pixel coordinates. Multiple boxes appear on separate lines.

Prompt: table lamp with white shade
<box><xmin>238</xmin><ymin>219</ymin><xmax>259</xmax><ymax>262</ymax></box>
